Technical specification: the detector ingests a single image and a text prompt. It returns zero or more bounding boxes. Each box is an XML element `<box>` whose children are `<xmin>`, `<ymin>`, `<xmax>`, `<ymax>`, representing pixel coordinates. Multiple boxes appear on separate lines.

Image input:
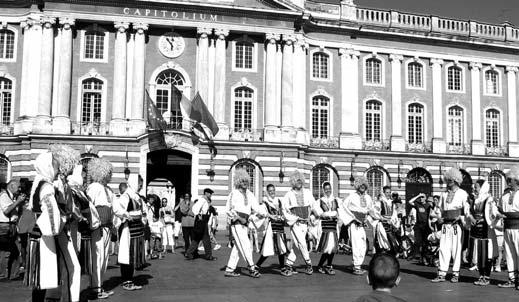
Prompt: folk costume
<box><xmin>315</xmin><ymin>185</ymin><xmax>339</xmax><ymax>275</ymax></box>
<box><xmin>374</xmin><ymin>194</ymin><xmax>400</xmax><ymax>254</ymax></box>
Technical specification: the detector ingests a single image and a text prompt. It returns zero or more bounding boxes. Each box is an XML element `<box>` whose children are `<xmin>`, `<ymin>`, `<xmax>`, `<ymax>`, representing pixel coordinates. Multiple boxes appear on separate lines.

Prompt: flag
<box><xmin>189</xmin><ymin>92</ymin><xmax>219</xmax><ymax>137</ymax></box>
<box><xmin>171</xmin><ymin>84</ymin><xmax>192</xmax><ymax>118</ymax></box>
<box><xmin>146</xmin><ymin>90</ymin><xmax>167</xmax><ymax>131</ymax></box>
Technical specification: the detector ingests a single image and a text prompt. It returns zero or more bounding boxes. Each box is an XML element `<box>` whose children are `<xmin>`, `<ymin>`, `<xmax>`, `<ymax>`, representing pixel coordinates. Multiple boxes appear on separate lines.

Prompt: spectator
<box><xmin>160</xmin><ymin>198</ymin><xmax>176</xmax><ymax>253</ymax></box>
<box><xmin>185</xmin><ymin>188</ymin><xmax>217</xmax><ymax>261</ymax></box>
<box><xmin>408</xmin><ymin>193</ymin><xmax>431</xmax><ymax>265</ymax></box>
<box><xmin>15</xmin><ymin>179</ymin><xmax>32</xmax><ymax>275</ymax></box>
<box><xmin>180</xmin><ymin>193</ymin><xmax>195</xmax><ymax>255</ymax></box>
<box><xmin>0</xmin><ymin>180</ymin><xmax>24</xmax><ymax>280</ymax></box>
<box><xmin>354</xmin><ymin>253</ymin><xmax>406</xmax><ymax>302</ymax></box>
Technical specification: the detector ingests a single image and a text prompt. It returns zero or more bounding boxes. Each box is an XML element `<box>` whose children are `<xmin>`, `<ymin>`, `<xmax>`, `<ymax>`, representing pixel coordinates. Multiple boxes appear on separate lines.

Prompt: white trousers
<box><xmin>91</xmin><ymin>227</ymin><xmax>111</xmax><ymax>290</ymax></box>
<box><xmin>438</xmin><ymin>224</ymin><xmax>462</xmax><ymax>276</ymax></box>
<box><xmin>375</xmin><ymin>222</ymin><xmax>390</xmax><ymax>251</ymax></box>
<box><xmin>226</xmin><ymin>224</ymin><xmax>254</xmax><ymax>271</ymax></box>
<box><xmin>162</xmin><ymin>223</ymin><xmax>175</xmax><ymax>249</ymax></box>
<box><xmin>286</xmin><ymin>222</ymin><xmax>311</xmax><ymax>266</ymax></box>
<box><xmin>349</xmin><ymin>223</ymin><xmax>367</xmax><ymax>268</ymax></box>
<box><xmin>504</xmin><ymin>229</ymin><xmax>519</xmax><ymax>281</ymax></box>
<box><xmin>57</xmin><ymin>230</ymin><xmax>81</xmax><ymax>302</ymax></box>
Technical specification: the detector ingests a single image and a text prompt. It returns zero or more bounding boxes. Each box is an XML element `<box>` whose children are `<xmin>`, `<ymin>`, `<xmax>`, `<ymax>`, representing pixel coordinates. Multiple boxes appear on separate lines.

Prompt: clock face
<box><xmin>158</xmin><ymin>32</ymin><xmax>185</xmax><ymax>58</ymax></box>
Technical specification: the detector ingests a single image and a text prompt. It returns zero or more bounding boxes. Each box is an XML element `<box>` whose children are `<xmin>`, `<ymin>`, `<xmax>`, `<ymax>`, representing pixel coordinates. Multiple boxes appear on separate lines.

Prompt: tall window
<box><xmin>447</xmin><ymin>106</ymin><xmax>463</xmax><ymax>146</ymax></box>
<box><xmin>234</xmin><ymin>161</ymin><xmax>256</xmax><ymax>194</ymax></box>
<box><xmin>485</xmin><ymin>70</ymin><xmax>500</xmax><ymax>95</ymax></box>
<box><xmin>311</xmin><ymin>96</ymin><xmax>330</xmax><ymax>138</ymax></box>
<box><xmin>0</xmin><ymin>77</ymin><xmax>12</xmax><ymax>125</ymax></box>
<box><xmin>234</xmin><ymin>87</ymin><xmax>253</xmax><ymax>130</ymax></box>
<box><xmin>235</xmin><ymin>41</ymin><xmax>254</xmax><ymax>70</ymax></box>
<box><xmin>0</xmin><ymin>156</ymin><xmax>9</xmax><ymax>184</ymax></box>
<box><xmin>155</xmin><ymin>69</ymin><xmax>185</xmax><ymax>128</ymax></box>
<box><xmin>366</xmin><ymin>168</ymin><xmax>384</xmax><ymax>201</ymax></box>
<box><xmin>312</xmin><ymin>165</ymin><xmax>330</xmax><ymax>199</ymax></box>
<box><xmin>365</xmin><ymin>100</ymin><xmax>382</xmax><ymax>141</ymax></box>
<box><xmin>312</xmin><ymin>52</ymin><xmax>329</xmax><ymax>79</ymax></box>
<box><xmin>84</xmin><ymin>31</ymin><xmax>106</xmax><ymax>60</ymax></box>
<box><xmin>365</xmin><ymin>58</ymin><xmax>382</xmax><ymax>85</ymax></box>
<box><xmin>447</xmin><ymin>65</ymin><xmax>463</xmax><ymax>91</ymax></box>
<box><xmin>408</xmin><ymin>103</ymin><xmax>424</xmax><ymax>144</ymax></box>
<box><xmin>81</xmin><ymin>78</ymin><xmax>103</xmax><ymax>124</ymax></box>
<box><xmin>80</xmin><ymin>153</ymin><xmax>98</xmax><ymax>185</ymax></box>
<box><xmin>0</xmin><ymin>29</ymin><xmax>15</xmax><ymax>60</ymax></box>
<box><xmin>407</xmin><ymin>62</ymin><xmax>423</xmax><ymax>88</ymax></box>
<box><xmin>488</xmin><ymin>171</ymin><xmax>504</xmax><ymax>201</ymax></box>
<box><xmin>485</xmin><ymin>109</ymin><xmax>500</xmax><ymax>147</ymax></box>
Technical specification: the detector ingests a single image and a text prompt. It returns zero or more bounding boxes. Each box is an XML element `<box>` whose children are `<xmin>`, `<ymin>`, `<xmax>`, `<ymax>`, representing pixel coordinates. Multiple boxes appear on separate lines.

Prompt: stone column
<box><xmin>15</xmin><ymin>19</ymin><xmax>35</xmax><ymax>134</ymax></box>
<box><xmin>53</xmin><ymin>17</ymin><xmax>74</xmax><ymax>134</ymax></box>
<box><xmin>213</xmin><ymin>29</ymin><xmax>229</xmax><ymax>139</ymax></box>
<box><xmin>263</xmin><ymin>33</ymin><xmax>281</xmax><ymax>142</ymax></box>
<box><xmin>506</xmin><ymin>66</ymin><xmax>519</xmax><ymax>157</ymax></box>
<box><xmin>111</xmin><ymin>21</ymin><xmax>129</xmax><ymax>136</ymax></box>
<box><xmin>339</xmin><ymin>48</ymin><xmax>362</xmax><ymax>149</ymax></box>
<box><xmin>196</xmin><ymin>28</ymin><xmax>211</xmax><ymax>102</ymax></box>
<box><xmin>293</xmin><ymin>36</ymin><xmax>308</xmax><ymax>144</ymax></box>
<box><xmin>389</xmin><ymin>54</ymin><xmax>405</xmax><ymax>151</ymax></box>
<box><xmin>470</xmin><ymin>62</ymin><xmax>484</xmax><ymax>155</ymax></box>
<box><xmin>431</xmin><ymin>58</ymin><xmax>445</xmax><ymax>153</ymax></box>
<box><xmin>281</xmin><ymin>34</ymin><xmax>295</xmax><ymax>142</ymax></box>
<box><xmin>130</xmin><ymin>22</ymin><xmax>148</xmax><ymax>135</ymax></box>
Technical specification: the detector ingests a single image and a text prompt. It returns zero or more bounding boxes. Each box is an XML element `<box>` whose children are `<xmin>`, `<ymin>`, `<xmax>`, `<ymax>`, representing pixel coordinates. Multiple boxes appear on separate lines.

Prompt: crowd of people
<box><xmin>1</xmin><ymin>143</ymin><xmax>519</xmax><ymax>302</ymax></box>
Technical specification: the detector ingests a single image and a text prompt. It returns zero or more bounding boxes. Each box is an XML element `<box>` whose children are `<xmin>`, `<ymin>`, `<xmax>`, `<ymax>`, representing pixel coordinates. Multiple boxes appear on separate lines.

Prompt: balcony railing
<box><xmin>406</xmin><ymin>142</ymin><xmax>433</xmax><ymax>153</ymax></box>
<box><xmin>0</xmin><ymin>124</ymin><xmax>13</xmax><ymax>136</ymax></box>
<box><xmin>486</xmin><ymin>146</ymin><xmax>507</xmax><ymax>156</ymax></box>
<box><xmin>447</xmin><ymin>144</ymin><xmax>472</xmax><ymax>155</ymax></box>
<box><xmin>363</xmin><ymin>140</ymin><xmax>390</xmax><ymax>151</ymax></box>
<box><xmin>310</xmin><ymin>136</ymin><xmax>339</xmax><ymax>148</ymax></box>
<box><xmin>71</xmin><ymin>122</ymin><xmax>111</xmax><ymax>136</ymax></box>
<box><xmin>229</xmin><ymin>128</ymin><xmax>263</xmax><ymax>142</ymax></box>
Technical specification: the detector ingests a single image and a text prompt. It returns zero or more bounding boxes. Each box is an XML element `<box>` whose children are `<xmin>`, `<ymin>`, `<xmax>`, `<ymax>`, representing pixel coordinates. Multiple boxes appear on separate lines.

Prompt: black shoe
<box><xmin>205</xmin><ymin>256</ymin><xmax>217</xmax><ymax>261</ymax></box>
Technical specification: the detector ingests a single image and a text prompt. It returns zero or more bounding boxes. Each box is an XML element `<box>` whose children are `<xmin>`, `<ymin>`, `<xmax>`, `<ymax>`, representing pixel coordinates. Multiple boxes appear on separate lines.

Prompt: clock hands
<box><xmin>166</xmin><ymin>37</ymin><xmax>175</xmax><ymax>50</ymax></box>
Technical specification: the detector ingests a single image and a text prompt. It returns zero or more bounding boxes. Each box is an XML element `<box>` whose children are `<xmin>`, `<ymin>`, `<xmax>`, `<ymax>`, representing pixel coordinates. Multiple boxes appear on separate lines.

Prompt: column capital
<box><xmin>265</xmin><ymin>33</ymin><xmax>280</xmax><ymax>44</ymax></box>
<box><xmin>60</xmin><ymin>17</ymin><xmax>75</xmax><ymax>29</ymax></box>
<box><xmin>506</xmin><ymin>66</ymin><xmax>519</xmax><ymax>74</ymax></box>
<box><xmin>197</xmin><ymin>27</ymin><xmax>212</xmax><ymax>38</ymax></box>
<box><xmin>389</xmin><ymin>54</ymin><xmax>404</xmax><ymax>62</ymax></box>
<box><xmin>282</xmin><ymin>34</ymin><xmax>296</xmax><ymax>45</ymax></box>
<box><xmin>214</xmin><ymin>28</ymin><xmax>229</xmax><ymax>40</ymax></box>
<box><xmin>294</xmin><ymin>37</ymin><xmax>308</xmax><ymax>49</ymax></box>
<box><xmin>41</xmin><ymin>16</ymin><xmax>56</xmax><ymax>28</ymax></box>
<box><xmin>134</xmin><ymin>22</ymin><xmax>148</xmax><ymax>34</ymax></box>
<box><xmin>469</xmin><ymin>62</ymin><xmax>483</xmax><ymax>71</ymax></box>
<box><xmin>114</xmin><ymin>21</ymin><xmax>130</xmax><ymax>33</ymax></box>
<box><xmin>430</xmin><ymin>58</ymin><xmax>444</xmax><ymax>67</ymax></box>
<box><xmin>339</xmin><ymin>48</ymin><xmax>360</xmax><ymax>59</ymax></box>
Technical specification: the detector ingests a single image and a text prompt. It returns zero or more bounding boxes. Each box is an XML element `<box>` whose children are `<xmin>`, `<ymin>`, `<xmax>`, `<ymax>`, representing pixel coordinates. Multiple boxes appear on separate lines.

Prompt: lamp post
<box><xmin>124</xmin><ymin>146</ymin><xmax>130</xmax><ymax>181</ymax></box>
<box><xmin>439</xmin><ymin>162</ymin><xmax>444</xmax><ymax>188</ymax></box>
<box><xmin>349</xmin><ymin>154</ymin><xmax>357</xmax><ymax>186</ymax></box>
<box><xmin>206</xmin><ymin>151</ymin><xmax>216</xmax><ymax>182</ymax></box>
<box><xmin>279</xmin><ymin>151</ymin><xmax>285</xmax><ymax>183</ymax></box>
<box><xmin>397</xmin><ymin>160</ymin><xmax>403</xmax><ymax>188</ymax></box>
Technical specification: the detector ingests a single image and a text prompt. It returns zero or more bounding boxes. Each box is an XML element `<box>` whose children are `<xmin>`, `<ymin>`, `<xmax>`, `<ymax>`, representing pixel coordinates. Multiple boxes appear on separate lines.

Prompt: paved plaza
<box><xmin>2</xmin><ymin>237</ymin><xmax>519</xmax><ymax>302</ymax></box>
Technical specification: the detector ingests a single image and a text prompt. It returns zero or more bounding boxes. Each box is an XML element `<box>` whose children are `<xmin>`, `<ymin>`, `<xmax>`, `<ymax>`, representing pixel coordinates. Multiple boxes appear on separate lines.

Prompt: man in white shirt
<box><xmin>185</xmin><ymin>188</ymin><xmax>216</xmax><ymax>261</ymax></box>
<box><xmin>0</xmin><ymin>180</ymin><xmax>24</xmax><ymax>279</ymax></box>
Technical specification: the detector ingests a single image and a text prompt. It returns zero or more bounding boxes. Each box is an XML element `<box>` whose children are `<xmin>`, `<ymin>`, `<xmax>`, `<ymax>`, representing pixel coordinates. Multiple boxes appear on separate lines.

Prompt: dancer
<box><xmin>255</xmin><ymin>184</ymin><xmax>289</xmax><ymax>276</ymax></box>
<box><xmin>224</xmin><ymin>169</ymin><xmax>264</xmax><ymax>277</ymax></box>
<box><xmin>113</xmin><ymin>179</ymin><xmax>145</xmax><ymax>291</ymax></box>
<box><xmin>282</xmin><ymin>170</ymin><xmax>316</xmax><ymax>276</ymax></box>
<box><xmin>374</xmin><ymin>186</ymin><xmax>400</xmax><ymax>255</ymax></box>
<box><xmin>431</xmin><ymin>168</ymin><xmax>469</xmax><ymax>283</ymax></box>
<box><xmin>315</xmin><ymin>181</ymin><xmax>339</xmax><ymax>275</ymax></box>
<box><xmin>342</xmin><ymin>176</ymin><xmax>385</xmax><ymax>275</ymax></box>
<box><xmin>87</xmin><ymin>157</ymin><xmax>115</xmax><ymax>298</ymax></box>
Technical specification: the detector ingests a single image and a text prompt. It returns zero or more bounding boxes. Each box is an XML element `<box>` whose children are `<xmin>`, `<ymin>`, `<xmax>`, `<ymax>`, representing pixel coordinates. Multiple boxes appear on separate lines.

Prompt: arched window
<box><xmin>485</xmin><ymin>69</ymin><xmax>500</xmax><ymax>95</ymax></box>
<box><xmin>0</xmin><ymin>156</ymin><xmax>10</xmax><ymax>184</ymax></box>
<box><xmin>407</xmin><ymin>62</ymin><xmax>423</xmax><ymax>88</ymax></box>
<box><xmin>155</xmin><ymin>69</ymin><xmax>185</xmax><ymax>129</ymax></box>
<box><xmin>311</xmin><ymin>96</ymin><xmax>330</xmax><ymax>138</ymax></box>
<box><xmin>366</xmin><ymin>167</ymin><xmax>387</xmax><ymax>201</ymax></box>
<box><xmin>447</xmin><ymin>106</ymin><xmax>463</xmax><ymax>146</ymax></box>
<box><xmin>232</xmin><ymin>160</ymin><xmax>262</xmax><ymax>196</ymax></box>
<box><xmin>80</xmin><ymin>153</ymin><xmax>98</xmax><ymax>186</ymax></box>
<box><xmin>234</xmin><ymin>87</ymin><xmax>253</xmax><ymax>130</ymax></box>
<box><xmin>312</xmin><ymin>52</ymin><xmax>329</xmax><ymax>79</ymax></box>
<box><xmin>81</xmin><ymin>78</ymin><xmax>103</xmax><ymax>125</ymax></box>
<box><xmin>447</xmin><ymin>65</ymin><xmax>463</xmax><ymax>91</ymax></box>
<box><xmin>235</xmin><ymin>41</ymin><xmax>254</xmax><ymax>70</ymax></box>
<box><xmin>488</xmin><ymin>171</ymin><xmax>504</xmax><ymax>201</ymax></box>
<box><xmin>365</xmin><ymin>100</ymin><xmax>382</xmax><ymax>141</ymax></box>
<box><xmin>365</xmin><ymin>58</ymin><xmax>382</xmax><ymax>85</ymax></box>
<box><xmin>408</xmin><ymin>103</ymin><xmax>424</xmax><ymax>144</ymax></box>
<box><xmin>312</xmin><ymin>165</ymin><xmax>330</xmax><ymax>199</ymax></box>
<box><xmin>0</xmin><ymin>29</ymin><xmax>15</xmax><ymax>60</ymax></box>
<box><xmin>485</xmin><ymin>109</ymin><xmax>500</xmax><ymax>147</ymax></box>
<box><xmin>0</xmin><ymin>77</ymin><xmax>12</xmax><ymax>125</ymax></box>
<box><xmin>82</xmin><ymin>30</ymin><xmax>107</xmax><ymax>61</ymax></box>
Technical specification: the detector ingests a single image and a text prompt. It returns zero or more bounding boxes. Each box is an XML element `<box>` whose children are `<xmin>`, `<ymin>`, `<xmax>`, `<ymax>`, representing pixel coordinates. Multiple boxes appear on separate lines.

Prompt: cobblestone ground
<box><xmin>2</xmin><ymin>236</ymin><xmax>519</xmax><ymax>302</ymax></box>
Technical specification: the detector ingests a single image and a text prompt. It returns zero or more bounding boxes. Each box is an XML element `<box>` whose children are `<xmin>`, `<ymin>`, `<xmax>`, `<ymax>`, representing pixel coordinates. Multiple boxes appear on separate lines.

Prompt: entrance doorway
<box><xmin>405</xmin><ymin>168</ymin><xmax>433</xmax><ymax>202</ymax></box>
<box><xmin>147</xmin><ymin>149</ymin><xmax>191</xmax><ymax>205</ymax></box>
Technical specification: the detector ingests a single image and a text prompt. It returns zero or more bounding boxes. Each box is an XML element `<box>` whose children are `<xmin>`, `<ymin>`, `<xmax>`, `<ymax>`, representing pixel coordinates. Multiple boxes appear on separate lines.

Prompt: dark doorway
<box><xmin>460</xmin><ymin>169</ymin><xmax>473</xmax><ymax>195</ymax></box>
<box><xmin>147</xmin><ymin>149</ymin><xmax>191</xmax><ymax>205</ymax></box>
<box><xmin>405</xmin><ymin>168</ymin><xmax>433</xmax><ymax>202</ymax></box>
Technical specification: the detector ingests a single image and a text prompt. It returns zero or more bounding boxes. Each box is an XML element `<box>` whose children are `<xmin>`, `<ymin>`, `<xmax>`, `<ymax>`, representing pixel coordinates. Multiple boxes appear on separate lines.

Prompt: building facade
<box><xmin>1</xmin><ymin>0</ymin><xmax>519</xmax><ymax>209</ymax></box>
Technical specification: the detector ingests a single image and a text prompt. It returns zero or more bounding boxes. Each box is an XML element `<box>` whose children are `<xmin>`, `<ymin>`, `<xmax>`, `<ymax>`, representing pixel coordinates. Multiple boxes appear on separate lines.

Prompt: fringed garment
<box><xmin>259</xmin><ymin>198</ymin><xmax>288</xmax><ymax>256</ymax></box>
<box><xmin>128</xmin><ymin>219</ymin><xmax>145</xmax><ymax>270</ymax></box>
<box><xmin>317</xmin><ymin>198</ymin><xmax>339</xmax><ymax>254</ymax></box>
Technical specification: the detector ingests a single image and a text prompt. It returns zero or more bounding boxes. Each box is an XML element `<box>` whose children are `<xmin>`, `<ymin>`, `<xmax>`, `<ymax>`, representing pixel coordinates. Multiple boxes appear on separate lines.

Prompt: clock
<box><xmin>158</xmin><ymin>32</ymin><xmax>185</xmax><ymax>58</ymax></box>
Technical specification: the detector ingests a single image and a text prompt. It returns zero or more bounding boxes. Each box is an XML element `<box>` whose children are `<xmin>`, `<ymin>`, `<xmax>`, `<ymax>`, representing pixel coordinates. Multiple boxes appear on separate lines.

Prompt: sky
<box><xmin>356</xmin><ymin>0</ymin><xmax>519</xmax><ymax>26</ymax></box>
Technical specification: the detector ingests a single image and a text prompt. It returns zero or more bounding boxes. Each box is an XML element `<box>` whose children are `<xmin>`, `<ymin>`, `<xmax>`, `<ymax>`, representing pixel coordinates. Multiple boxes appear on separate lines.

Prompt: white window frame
<box><xmin>363</xmin><ymin>53</ymin><xmax>385</xmax><ymax>87</ymax></box>
<box><xmin>0</xmin><ymin>72</ymin><xmax>16</xmax><ymax>126</ymax></box>
<box><xmin>445</xmin><ymin>62</ymin><xmax>465</xmax><ymax>93</ymax></box>
<box><xmin>230</xmin><ymin>79</ymin><xmax>257</xmax><ymax>131</ymax></box>
<box><xmin>309</xmin><ymin>88</ymin><xmax>334</xmax><ymax>139</ymax></box>
<box><xmin>365</xmin><ymin>166</ymin><xmax>389</xmax><ymax>201</ymax></box>
<box><xmin>445</xmin><ymin>104</ymin><xmax>467</xmax><ymax>147</ymax></box>
<box><xmin>405</xmin><ymin>58</ymin><xmax>426</xmax><ymax>90</ymax></box>
<box><xmin>311</xmin><ymin>164</ymin><xmax>333</xmax><ymax>199</ymax></box>
<box><xmin>232</xmin><ymin>160</ymin><xmax>261</xmax><ymax>197</ymax></box>
<box><xmin>483</xmin><ymin>66</ymin><xmax>502</xmax><ymax>97</ymax></box>
<box><xmin>0</xmin><ymin>26</ymin><xmax>18</xmax><ymax>63</ymax></box>
<box><xmin>405</xmin><ymin>101</ymin><xmax>427</xmax><ymax>144</ymax></box>
<box><xmin>484</xmin><ymin>107</ymin><xmax>504</xmax><ymax>148</ymax></box>
<box><xmin>309</xmin><ymin>47</ymin><xmax>333</xmax><ymax>82</ymax></box>
<box><xmin>80</xmin><ymin>25</ymin><xmax>109</xmax><ymax>63</ymax></box>
<box><xmin>363</xmin><ymin>98</ymin><xmax>385</xmax><ymax>142</ymax></box>
<box><xmin>488</xmin><ymin>170</ymin><xmax>505</xmax><ymax>201</ymax></box>
<box><xmin>231</xmin><ymin>36</ymin><xmax>257</xmax><ymax>73</ymax></box>
<box><xmin>76</xmin><ymin>69</ymin><xmax>108</xmax><ymax>123</ymax></box>
<box><xmin>0</xmin><ymin>155</ymin><xmax>12</xmax><ymax>184</ymax></box>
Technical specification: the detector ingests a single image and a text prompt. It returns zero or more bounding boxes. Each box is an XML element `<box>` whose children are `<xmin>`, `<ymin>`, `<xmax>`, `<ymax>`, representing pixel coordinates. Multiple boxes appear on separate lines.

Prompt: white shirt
<box><xmin>192</xmin><ymin>196</ymin><xmax>211</xmax><ymax>216</ymax></box>
<box><xmin>0</xmin><ymin>190</ymin><xmax>16</xmax><ymax>223</ymax></box>
<box><xmin>439</xmin><ymin>188</ymin><xmax>468</xmax><ymax>212</ymax></box>
<box><xmin>87</xmin><ymin>182</ymin><xmax>113</xmax><ymax>207</ymax></box>
<box><xmin>500</xmin><ymin>190</ymin><xmax>519</xmax><ymax>213</ymax></box>
<box><xmin>226</xmin><ymin>190</ymin><xmax>261</xmax><ymax>217</ymax></box>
